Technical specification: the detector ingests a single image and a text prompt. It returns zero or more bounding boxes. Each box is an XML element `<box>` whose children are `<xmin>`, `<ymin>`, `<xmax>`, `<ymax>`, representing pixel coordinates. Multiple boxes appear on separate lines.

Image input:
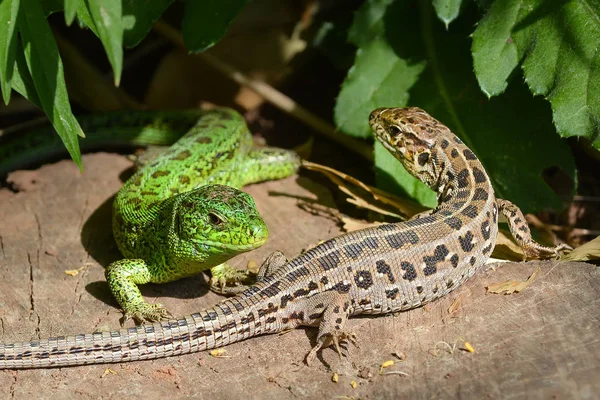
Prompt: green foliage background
<box><xmin>0</xmin><ymin>0</ymin><xmax>598</xmax><ymax>214</ymax></box>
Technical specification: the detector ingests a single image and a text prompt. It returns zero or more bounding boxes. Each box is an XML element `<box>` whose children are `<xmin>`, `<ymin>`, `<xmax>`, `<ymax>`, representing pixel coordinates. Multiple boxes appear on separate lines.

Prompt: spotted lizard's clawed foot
<box><xmin>496</xmin><ymin>198</ymin><xmax>573</xmax><ymax>260</ymax></box>
<box><xmin>522</xmin><ymin>241</ymin><xmax>573</xmax><ymax>260</ymax></box>
<box><xmin>209</xmin><ymin>263</ymin><xmax>256</xmax><ymax>295</ymax></box>
<box><xmin>306</xmin><ymin>331</ymin><xmax>359</xmax><ymax>366</ymax></box>
<box><xmin>122</xmin><ymin>302</ymin><xmax>173</xmax><ymax>325</ymax></box>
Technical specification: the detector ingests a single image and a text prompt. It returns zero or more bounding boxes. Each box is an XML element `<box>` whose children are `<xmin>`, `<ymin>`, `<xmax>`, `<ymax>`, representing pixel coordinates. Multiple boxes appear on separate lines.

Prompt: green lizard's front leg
<box><xmin>105</xmin><ymin>259</ymin><xmax>172</xmax><ymax>323</ymax></box>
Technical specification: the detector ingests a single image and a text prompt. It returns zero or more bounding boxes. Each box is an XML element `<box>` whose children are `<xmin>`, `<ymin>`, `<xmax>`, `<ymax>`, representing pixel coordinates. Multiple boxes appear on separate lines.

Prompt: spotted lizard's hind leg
<box><xmin>496</xmin><ymin>198</ymin><xmax>572</xmax><ymax>260</ymax></box>
<box><xmin>257</xmin><ymin>251</ymin><xmax>289</xmax><ymax>281</ymax></box>
<box><xmin>303</xmin><ymin>292</ymin><xmax>356</xmax><ymax>365</ymax></box>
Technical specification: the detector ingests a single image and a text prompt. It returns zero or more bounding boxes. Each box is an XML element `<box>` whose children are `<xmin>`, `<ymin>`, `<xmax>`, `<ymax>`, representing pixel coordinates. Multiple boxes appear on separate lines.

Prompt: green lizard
<box><xmin>1</xmin><ymin>108</ymin><xmax>300</xmax><ymax>323</ymax></box>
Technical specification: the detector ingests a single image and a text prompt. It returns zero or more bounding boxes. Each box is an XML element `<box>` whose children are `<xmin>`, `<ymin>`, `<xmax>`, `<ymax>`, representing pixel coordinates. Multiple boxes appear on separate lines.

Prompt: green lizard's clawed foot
<box><xmin>209</xmin><ymin>264</ymin><xmax>256</xmax><ymax>295</ymax></box>
<box><xmin>122</xmin><ymin>302</ymin><xmax>173</xmax><ymax>325</ymax></box>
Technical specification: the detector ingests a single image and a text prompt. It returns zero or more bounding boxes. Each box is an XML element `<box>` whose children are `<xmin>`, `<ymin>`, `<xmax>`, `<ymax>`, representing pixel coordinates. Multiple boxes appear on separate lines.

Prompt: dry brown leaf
<box><xmin>302</xmin><ymin>161</ymin><xmax>427</xmax><ymax>218</ymax></box>
<box><xmin>491</xmin><ymin>229</ymin><xmax>525</xmax><ymax>261</ymax></box>
<box><xmin>486</xmin><ymin>267</ymin><xmax>540</xmax><ymax>295</ymax></box>
<box><xmin>560</xmin><ymin>235</ymin><xmax>600</xmax><ymax>262</ymax></box>
<box><xmin>340</xmin><ymin>216</ymin><xmax>382</xmax><ymax>232</ymax></box>
<box><xmin>447</xmin><ymin>297</ymin><xmax>462</xmax><ymax>315</ymax></box>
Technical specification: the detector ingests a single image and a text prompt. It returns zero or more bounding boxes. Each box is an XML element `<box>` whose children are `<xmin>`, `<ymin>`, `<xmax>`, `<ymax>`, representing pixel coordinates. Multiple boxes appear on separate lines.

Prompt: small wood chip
<box><xmin>448</xmin><ymin>297</ymin><xmax>462</xmax><ymax>314</ymax></box>
<box><xmin>332</xmin><ymin>372</ymin><xmax>339</xmax><ymax>383</ymax></box>
<box><xmin>464</xmin><ymin>342</ymin><xmax>475</xmax><ymax>353</ymax></box>
<box><xmin>379</xmin><ymin>360</ymin><xmax>394</xmax><ymax>374</ymax></box>
<box><xmin>101</xmin><ymin>368</ymin><xmax>117</xmax><ymax>377</ymax></box>
<box><xmin>350</xmin><ymin>380</ymin><xmax>357</xmax><ymax>389</ymax></box>
<box><xmin>209</xmin><ymin>349</ymin><xmax>230</xmax><ymax>358</ymax></box>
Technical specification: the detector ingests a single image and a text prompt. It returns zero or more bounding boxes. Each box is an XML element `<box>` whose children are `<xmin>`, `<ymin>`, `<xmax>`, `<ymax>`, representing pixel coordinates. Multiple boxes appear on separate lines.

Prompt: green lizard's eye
<box><xmin>208</xmin><ymin>212</ymin><xmax>224</xmax><ymax>226</ymax></box>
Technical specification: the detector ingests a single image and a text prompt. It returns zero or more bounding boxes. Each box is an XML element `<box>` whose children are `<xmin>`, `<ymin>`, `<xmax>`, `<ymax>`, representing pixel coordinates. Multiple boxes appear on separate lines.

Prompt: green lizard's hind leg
<box><xmin>304</xmin><ymin>292</ymin><xmax>357</xmax><ymax>366</ymax></box>
<box><xmin>210</xmin><ymin>251</ymin><xmax>289</xmax><ymax>295</ymax></box>
<box><xmin>496</xmin><ymin>199</ymin><xmax>572</xmax><ymax>260</ymax></box>
<box><xmin>240</xmin><ymin>147</ymin><xmax>301</xmax><ymax>185</ymax></box>
<box><xmin>105</xmin><ymin>259</ymin><xmax>172</xmax><ymax>323</ymax></box>
<box><xmin>209</xmin><ymin>263</ymin><xmax>255</xmax><ymax>295</ymax></box>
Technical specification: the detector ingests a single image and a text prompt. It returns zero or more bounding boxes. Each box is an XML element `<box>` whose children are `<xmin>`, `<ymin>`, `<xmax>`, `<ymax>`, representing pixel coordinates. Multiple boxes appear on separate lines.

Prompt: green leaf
<box><xmin>0</xmin><ymin>0</ymin><xmax>19</xmax><ymax>104</ymax></box>
<box><xmin>472</xmin><ymin>0</ymin><xmax>600</xmax><ymax>149</ymax></box>
<box><xmin>335</xmin><ymin>0</ymin><xmax>576</xmax><ymax>212</ymax></box>
<box><xmin>64</xmin><ymin>0</ymin><xmax>81</xmax><ymax>25</ymax></box>
<box><xmin>11</xmin><ymin>39</ymin><xmax>41</xmax><ymax>108</ymax></box>
<box><xmin>18</xmin><ymin>0</ymin><xmax>83</xmax><ymax>171</ymax></box>
<box><xmin>182</xmin><ymin>0</ymin><xmax>249</xmax><ymax>53</ymax></box>
<box><xmin>432</xmin><ymin>0</ymin><xmax>464</xmax><ymax>27</ymax></box>
<box><xmin>85</xmin><ymin>0</ymin><xmax>123</xmax><ymax>86</ymax></box>
<box><xmin>335</xmin><ymin>39</ymin><xmax>426</xmax><ymax>140</ymax></box>
<box><xmin>74</xmin><ymin>2</ymin><xmax>98</xmax><ymax>35</ymax></box>
<box><xmin>123</xmin><ymin>0</ymin><xmax>173</xmax><ymax>48</ymax></box>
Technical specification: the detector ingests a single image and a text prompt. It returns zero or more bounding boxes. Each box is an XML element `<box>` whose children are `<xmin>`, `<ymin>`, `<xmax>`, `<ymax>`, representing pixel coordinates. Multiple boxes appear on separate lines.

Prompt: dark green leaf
<box><xmin>64</xmin><ymin>0</ymin><xmax>81</xmax><ymax>25</ymax></box>
<box><xmin>182</xmin><ymin>0</ymin><xmax>249</xmax><ymax>53</ymax></box>
<box><xmin>123</xmin><ymin>0</ymin><xmax>173</xmax><ymax>48</ymax></box>
<box><xmin>472</xmin><ymin>0</ymin><xmax>600</xmax><ymax>149</ymax></box>
<box><xmin>335</xmin><ymin>0</ymin><xmax>576</xmax><ymax>212</ymax></box>
<box><xmin>40</xmin><ymin>0</ymin><xmax>63</xmax><ymax>15</ymax></box>
<box><xmin>11</xmin><ymin>39</ymin><xmax>41</xmax><ymax>108</ymax></box>
<box><xmin>18</xmin><ymin>0</ymin><xmax>83</xmax><ymax>171</ymax></box>
<box><xmin>85</xmin><ymin>0</ymin><xmax>123</xmax><ymax>85</ymax></box>
<box><xmin>0</xmin><ymin>0</ymin><xmax>19</xmax><ymax>104</ymax></box>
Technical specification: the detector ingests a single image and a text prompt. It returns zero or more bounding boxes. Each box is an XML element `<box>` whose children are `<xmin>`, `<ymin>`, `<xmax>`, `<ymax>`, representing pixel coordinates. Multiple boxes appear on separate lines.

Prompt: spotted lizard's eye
<box><xmin>417</xmin><ymin>152</ymin><xmax>430</xmax><ymax>166</ymax></box>
<box><xmin>208</xmin><ymin>213</ymin><xmax>224</xmax><ymax>225</ymax></box>
<box><xmin>389</xmin><ymin>126</ymin><xmax>400</xmax><ymax>135</ymax></box>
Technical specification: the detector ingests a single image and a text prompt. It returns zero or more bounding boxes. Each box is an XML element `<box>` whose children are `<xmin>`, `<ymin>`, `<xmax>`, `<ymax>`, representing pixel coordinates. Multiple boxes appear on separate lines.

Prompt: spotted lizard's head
<box><xmin>170</xmin><ymin>184</ymin><xmax>268</xmax><ymax>262</ymax></box>
<box><xmin>369</xmin><ymin>107</ymin><xmax>449</xmax><ymax>186</ymax></box>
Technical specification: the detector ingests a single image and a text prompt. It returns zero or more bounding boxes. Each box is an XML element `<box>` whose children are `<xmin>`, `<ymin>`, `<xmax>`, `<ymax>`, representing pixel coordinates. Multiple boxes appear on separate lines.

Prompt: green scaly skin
<box><xmin>108</xmin><ymin>108</ymin><xmax>300</xmax><ymax>322</ymax></box>
<box><xmin>1</xmin><ymin>108</ymin><xmax>300</xmax><ymax>323</ymax></box>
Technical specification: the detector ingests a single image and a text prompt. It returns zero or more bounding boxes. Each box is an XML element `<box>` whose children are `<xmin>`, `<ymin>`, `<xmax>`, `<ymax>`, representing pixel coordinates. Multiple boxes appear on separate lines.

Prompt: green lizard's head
<box><xmin>170</xmin><ymin>185</ymin><xmax>268</xmax><ymax>261</ymax></box>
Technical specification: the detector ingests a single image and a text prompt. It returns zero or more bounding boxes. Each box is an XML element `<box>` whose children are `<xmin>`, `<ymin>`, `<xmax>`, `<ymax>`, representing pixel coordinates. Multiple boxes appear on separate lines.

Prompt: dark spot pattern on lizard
<box><xmin>344</xmin><ymin>243</ymin><xmax>363</xmax><ymax>259</ymax></box>
<box><xmin>463</xmin><ymin>149</ymin><xmax>477</xmax><ymax>160</ymax></box>
<box><xmin>450</xmin><ymin>254</ymin><xmax>459</xmax><ymax>268</ymax></box>
<box><xmin>376</xmin><ymin>260</ymin><xmax>395</xmax><ymax>283</ymax></box>
<box><xmin>385</xmin><ymin>230</ymin><xmax>420</xmax><ymax>249</ymax></box>
<box><xmin>317</xmin><ymin>250</ymin><xmax>340</xmax><ymax>271</ymax></box>
<box><xmin>459</xmin><ymin>231</ymin><xmax>475</xmax><ymax>252</ymax></box>
<box><xmin>354</xmin><ymin>270</ymin><xmax>374</xmax><ymax>289</ymax></box>
<box><xmin>401</xmin><ymin>261</ymin><xmax>417</xmax><ymax>281</ymax></box>
<box><xmin>445</xmin><ymin>217</ymin><xmax>462</xmax><ymax>230</ymax></box>
<box><xmin>472</xmin><ymin>167</ymin><xmax>486</xmax><ymax>183</ymax></box>
<box><xmin>461</xmin><ymin>204</ymin><xmax>478</xmax><ymax>219</ymax></box>
<box><xmin>481</xmin><ymin>220</ymin><xmax>491</xmax><ymax>240</ymax></box>
<box><xmin>423</xmin><ymin>244</ymin><xmax>449</xmax><ymax>276</ymax></box>
<box><xmin>473</xmin><ymin>188</ymin><xmax>488</xmax><ymax>201</ymax></box>
<box><xmin>457</xmin><ymin>169</ymin><xmax>470</xmax><ymax>188</ymax></box>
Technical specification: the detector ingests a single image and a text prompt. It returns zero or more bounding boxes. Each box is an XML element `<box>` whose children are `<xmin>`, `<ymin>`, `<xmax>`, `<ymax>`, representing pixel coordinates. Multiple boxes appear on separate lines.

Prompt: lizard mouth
<box><xmin>202</xmin><ymin>237</ymin><xmax>268</xmax><ymax>253</ymax></box>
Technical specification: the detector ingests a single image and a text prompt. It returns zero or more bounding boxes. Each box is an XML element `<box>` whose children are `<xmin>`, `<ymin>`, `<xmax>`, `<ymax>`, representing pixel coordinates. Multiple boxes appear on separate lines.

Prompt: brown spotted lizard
<box><xmin>0</xmin><ymin>107</ymin><xmax>570</xmax><ymax>368</ymax></box>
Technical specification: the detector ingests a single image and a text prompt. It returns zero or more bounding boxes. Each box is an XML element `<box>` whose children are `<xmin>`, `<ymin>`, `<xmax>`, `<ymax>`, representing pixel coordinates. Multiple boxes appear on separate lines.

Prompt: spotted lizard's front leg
<box><xmin>497</xmin><ymin>198</ymin><xmax>572</xmax><ymax>260</ymax></box>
